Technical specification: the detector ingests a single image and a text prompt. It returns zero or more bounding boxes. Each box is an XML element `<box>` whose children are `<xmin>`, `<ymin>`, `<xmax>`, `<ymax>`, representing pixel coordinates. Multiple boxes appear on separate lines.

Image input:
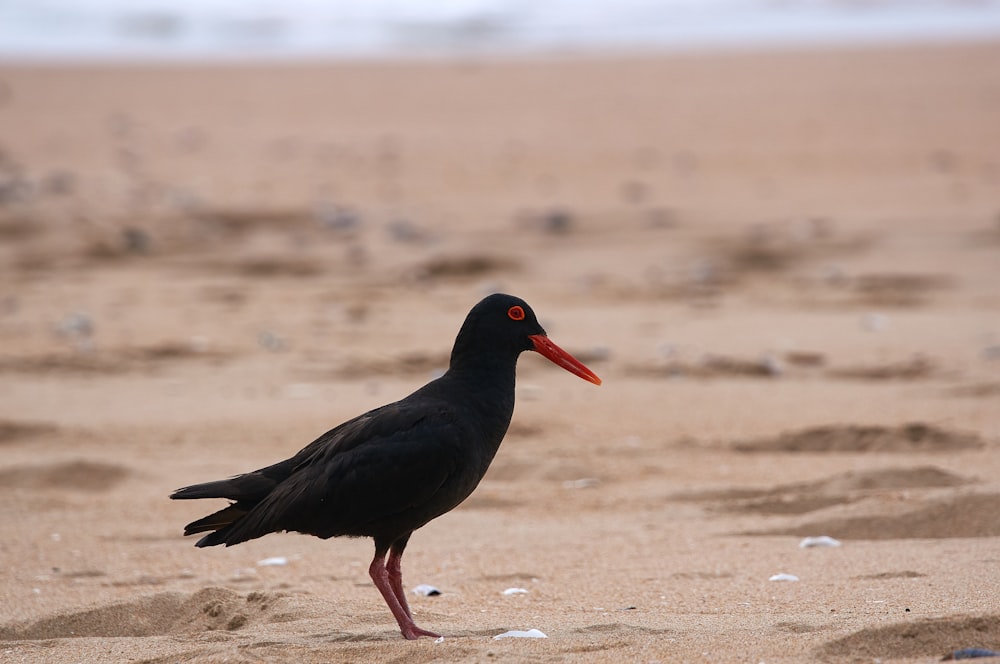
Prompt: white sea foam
<box><xmin>2</xmin><ymin>0</ymin><xmax>999</xmax><ymax>61</ymax></box>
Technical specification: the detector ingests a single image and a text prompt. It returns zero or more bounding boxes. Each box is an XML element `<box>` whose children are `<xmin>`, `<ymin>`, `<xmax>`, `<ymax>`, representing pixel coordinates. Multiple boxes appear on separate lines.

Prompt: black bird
<box><xmin>171</xmin><ymin>293</ymin><xmax>601</xmax><ymax>640</ymax></box>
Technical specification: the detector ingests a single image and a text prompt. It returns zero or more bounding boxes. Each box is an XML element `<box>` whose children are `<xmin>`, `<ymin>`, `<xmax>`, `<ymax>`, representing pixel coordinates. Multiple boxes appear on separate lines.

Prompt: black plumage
<box><xmin>171</xmin><ymin>293</ymin><xmax>600</xmax><ymax>639</ymax></box>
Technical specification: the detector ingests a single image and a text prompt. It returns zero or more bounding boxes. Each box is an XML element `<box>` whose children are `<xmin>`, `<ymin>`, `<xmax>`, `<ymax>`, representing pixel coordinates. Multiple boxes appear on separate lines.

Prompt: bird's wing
<box><xmin>215</xmin><ymin>399</ymin><xmax>471</xmax><ymax>544</ymax></box>
<box><xmin>173</xmin><ymin>400</ymin><xmax>435</xmax><ymax>503</ymax></box>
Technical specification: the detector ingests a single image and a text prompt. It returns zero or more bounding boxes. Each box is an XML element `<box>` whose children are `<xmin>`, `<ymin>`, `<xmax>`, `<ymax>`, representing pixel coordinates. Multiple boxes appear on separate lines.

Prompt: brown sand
<box><xmin>1</xmin><ymin>41</ymin><xmax>999</xmax><ymax>663</ymax></box>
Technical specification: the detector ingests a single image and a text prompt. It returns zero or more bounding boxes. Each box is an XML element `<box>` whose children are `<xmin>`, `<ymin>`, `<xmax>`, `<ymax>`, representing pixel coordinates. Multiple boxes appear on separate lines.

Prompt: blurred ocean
<box><xmin>1</xmin><ymin>0</ymin><xmax>1000</xmax><ymax>61</ymax></box>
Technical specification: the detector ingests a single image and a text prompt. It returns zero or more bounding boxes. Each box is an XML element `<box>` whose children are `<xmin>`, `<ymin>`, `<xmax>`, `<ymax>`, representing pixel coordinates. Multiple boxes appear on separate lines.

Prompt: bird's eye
<box><xmin>507</xmin><ymin>305</ymin><xmax>525</xmax><ymax>321</ymax></box>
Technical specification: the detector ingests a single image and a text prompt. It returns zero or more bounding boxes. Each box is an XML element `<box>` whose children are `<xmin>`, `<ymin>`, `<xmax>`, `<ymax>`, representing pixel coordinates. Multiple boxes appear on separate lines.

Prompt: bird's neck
<box><xmin>442</xmin><ymin>351</ymin><xmax>519</xmax><ymax>435</ymax></box>
<box><xmin>446</xmin><ymin>348</ymin><xmax>518</xmax><ymax>390</ymax></box>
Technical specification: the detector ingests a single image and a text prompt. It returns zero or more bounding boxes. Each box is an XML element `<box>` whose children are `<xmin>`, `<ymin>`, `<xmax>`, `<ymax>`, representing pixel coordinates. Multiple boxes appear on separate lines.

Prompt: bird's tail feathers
<box><xmin>183</xmin><ymin>504</ymin><xmax>247</xmax><ymax>537</ymax></box>
<box><xmin>172</xmin><ymin>473</ymin><xmax>285</xmax><ymax>547</ymax></box>
<box><xmin>191</xmin><ymin>508</ymin><xmax>274</xmax><ymax>548</ymax></box>
<box><xmin>171</xmin><ymin>479</ymin><xmax>241</xmax><ymax>500</ymax></box>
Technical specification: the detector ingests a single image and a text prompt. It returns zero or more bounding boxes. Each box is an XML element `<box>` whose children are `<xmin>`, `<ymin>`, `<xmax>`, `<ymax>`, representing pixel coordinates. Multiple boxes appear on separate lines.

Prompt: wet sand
<box><xmin>1</xmin><ymin>41</ymin><xmax>999</xmax><ymax>663</ymax></box>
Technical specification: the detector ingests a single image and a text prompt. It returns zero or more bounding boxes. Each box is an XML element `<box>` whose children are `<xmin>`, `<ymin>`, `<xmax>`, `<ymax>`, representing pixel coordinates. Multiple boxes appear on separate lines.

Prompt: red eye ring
<box><xmin>507</xmin><ymin>305</ymin><xmax>525</xmax><ymax>321</ymax></box>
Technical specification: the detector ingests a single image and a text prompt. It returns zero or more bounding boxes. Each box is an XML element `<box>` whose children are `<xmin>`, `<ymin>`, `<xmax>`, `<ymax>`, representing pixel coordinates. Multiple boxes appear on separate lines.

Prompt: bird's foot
<box><xmin>400</xmin><ymin>624</ymin><xmax>442</xmax><ymax>640</ymax></box>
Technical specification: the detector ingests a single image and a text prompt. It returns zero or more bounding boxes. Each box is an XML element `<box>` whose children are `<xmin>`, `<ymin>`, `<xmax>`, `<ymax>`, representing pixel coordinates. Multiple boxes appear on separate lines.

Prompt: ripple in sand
<box><xmin>675</xmin><ymin>466</ymin><xmax>971</xmax><ymax>516</ymax></box>
<box><xmin>0</xmin><ymin>419</ymin><xmax>56</xmax><ymax>445</ymax></box>
<box><xmin>775</xmin><ymin>621</ymin><xmax>825</xmax><ymax>634</ymax></box>
<box><xmin>0</xmin><ymin>216</ymin><xmax>43</xmax><ymax>242</ymax></box>
<box><xmin>731</xmin><ymin>423</ymin><xmax>984</xmax><ymax>453</ymax></box>
<box><xmin>412</xmin><ymin>254</ymin><xmax>520</xmax><ymax>282</ymax></box>
<box><xmin>0</xmin><ymin>342</ymin><xmax>233</xmax><ymax>376</ymax></box>
<box><xmin>816</xmin><ymin>614</ymin><xmax>1000</xmax><ymax>661</ymax></box>
<box><xmin>850</xmin><ymin>272</ymin><xmax>953</xmax><ymax>307</ymax></box>
<box><xmin>205</xmin><ymin>255</ymin><xmax>324</xmax><ymax>278</ymax></box>
<box><xmin>854</xmin><ymin>570</ymin><xmax>926</xmax><ymax>580</ymax></box>
<box><xmin>757</xmin><ymin>493</ymin><xmax>1000</xmax><ymax>540</ymax></box>
<box><xmin>827</xmin><ymin>355</ymin><xmax>937</xmax><ymax>381</ymax></box>
<box><xmin>197</xmin><ymin>207</ymin><xmax>317</xmax><ymax>236</ymax></box>
<box><xmin>0</xmin><ymin>459</ymin><xmax>130</xmax><ymax>492</ymax></box>
<box><xmin>624</xmin><ymin>353</ymin><xmax>782</xmax><ymax>379</ymax></box>
<box><xmin>705</xmin><ymin>221</ymin><xmax>870</xmax><ymax>279</ymax></box>
<box><xmin>947</xmin><ymin>381</ymin><xmax>1000</xmax><ymax>399</ymax></box>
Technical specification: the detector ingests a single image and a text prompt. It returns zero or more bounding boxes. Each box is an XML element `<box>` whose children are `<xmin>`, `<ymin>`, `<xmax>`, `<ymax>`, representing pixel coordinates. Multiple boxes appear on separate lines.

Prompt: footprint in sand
<box><xmin>0</xmin><ymin>588</ymin><xmax>286</xmax><ymax>640</ymax></box>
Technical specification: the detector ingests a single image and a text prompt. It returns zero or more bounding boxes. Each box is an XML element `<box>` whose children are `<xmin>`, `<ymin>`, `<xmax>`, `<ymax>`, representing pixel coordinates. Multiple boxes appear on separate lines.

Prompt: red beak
<box><xmin>528</xmin><ymin>334</ymin><xmax>602</xmax><ymax>386</ymax></box>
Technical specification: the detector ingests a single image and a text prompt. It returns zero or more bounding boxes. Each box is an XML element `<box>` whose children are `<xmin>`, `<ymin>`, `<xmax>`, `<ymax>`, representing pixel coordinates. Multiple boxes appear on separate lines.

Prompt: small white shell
<box><xmin>413</xmin><ymin>584</ymin><xmax>441</xmax><ymax>596</ymax></box>
<box><xmin>257</xmin><ymin>556</ymin><xmax>288</xmax><ymax>566</ymax></box>
<box><xmin>769</xmin><ymin>573</ymin><xmax>799</xmax><ymax>582</ymax></box>
<box><xmin>799</xmin><ymin>536</ymin><xmax>842</xmax><ymax>548</ymax></box>
<box><xmin>502</xmin><ymin>587</ymin><xmax>529</xmax><ymax>595</ymax></box>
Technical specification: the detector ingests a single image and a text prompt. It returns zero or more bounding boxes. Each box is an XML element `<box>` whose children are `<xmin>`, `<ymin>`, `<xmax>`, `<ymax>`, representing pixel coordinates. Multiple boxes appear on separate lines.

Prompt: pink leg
<box><xmin>386</xmin><ymin>545</ymin><xmax>413</xmax><ymax>619</ymax></box>
<box><xmin>369</xmin><ymin>545</ymin><xmax>440</xmax><ymax>640</ymax></box>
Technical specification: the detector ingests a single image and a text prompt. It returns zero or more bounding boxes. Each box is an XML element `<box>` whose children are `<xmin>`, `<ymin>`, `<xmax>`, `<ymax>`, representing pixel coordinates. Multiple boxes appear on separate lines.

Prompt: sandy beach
<box><xmin>1</xmin><ymin>41</ymin><xmax>999</xmax><ymax>662</ymax></box>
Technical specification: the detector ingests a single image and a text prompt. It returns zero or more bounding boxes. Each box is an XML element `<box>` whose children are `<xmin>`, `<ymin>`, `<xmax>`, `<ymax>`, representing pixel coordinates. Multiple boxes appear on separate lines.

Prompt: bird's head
<box><xmin>452</xmin><ymin>293</ymin><xmax>601</xmax><ymax>385</ymax></box>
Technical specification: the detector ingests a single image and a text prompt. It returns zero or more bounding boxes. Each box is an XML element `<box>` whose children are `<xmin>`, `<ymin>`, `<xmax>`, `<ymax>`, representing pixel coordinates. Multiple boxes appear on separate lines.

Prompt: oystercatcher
<box><xmin>171</xmin><ymin>293</ymin><xmax>601</xmax><ymax>639</ymax></box>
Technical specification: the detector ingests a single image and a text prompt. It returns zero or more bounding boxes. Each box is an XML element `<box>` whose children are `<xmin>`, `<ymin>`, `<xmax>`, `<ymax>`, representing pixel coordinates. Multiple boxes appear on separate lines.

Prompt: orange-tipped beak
<box><xmin>528</xmin><ymin>334</ymin><xmax>602</xmax><ymax>386</ymax></box>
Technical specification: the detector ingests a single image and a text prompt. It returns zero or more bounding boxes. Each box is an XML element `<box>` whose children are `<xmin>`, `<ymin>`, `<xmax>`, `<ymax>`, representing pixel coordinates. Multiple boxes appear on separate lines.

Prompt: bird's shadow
<box><xmin>313</xmin><ymin>631</ymin><xmax>395</xmax><ymax>642</ymax></box>
<box><xmin>312</xmin><ymin>628</ymin><xmax>505</xmax><ymax>642</ymax></box>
